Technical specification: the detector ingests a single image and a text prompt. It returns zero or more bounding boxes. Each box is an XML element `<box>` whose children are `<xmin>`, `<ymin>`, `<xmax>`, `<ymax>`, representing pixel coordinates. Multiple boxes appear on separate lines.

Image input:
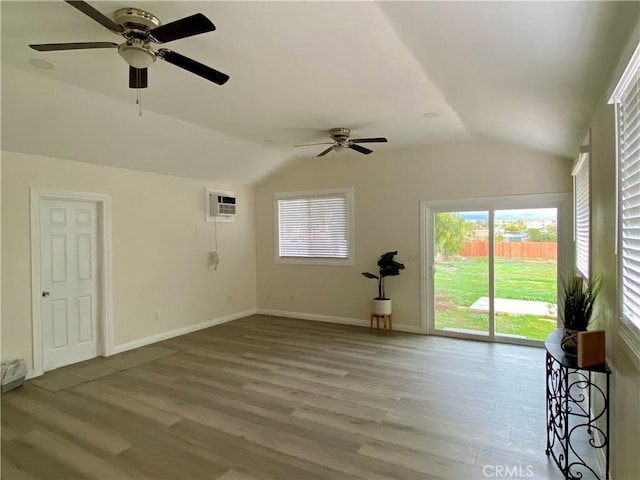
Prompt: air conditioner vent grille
<box><xmin>217</xmin><ymin>203</ymin><xmax>236</xmax><ymax>215</ymax></box>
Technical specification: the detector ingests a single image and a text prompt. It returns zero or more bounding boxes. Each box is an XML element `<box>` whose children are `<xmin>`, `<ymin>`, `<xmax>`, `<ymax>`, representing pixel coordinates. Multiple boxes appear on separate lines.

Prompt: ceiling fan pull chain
<box><xmin>136</xmin><ymin>88</ymin><xmax>143</xmax><ymax>117</ymax></box>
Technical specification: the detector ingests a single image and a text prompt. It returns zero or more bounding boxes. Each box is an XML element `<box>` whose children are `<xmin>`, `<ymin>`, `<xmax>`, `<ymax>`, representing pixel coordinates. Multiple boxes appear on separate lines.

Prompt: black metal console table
<box><xmin>545</xmin><ymin>329</ymin><xmax>611</xmax><ymax>480</ymax></box>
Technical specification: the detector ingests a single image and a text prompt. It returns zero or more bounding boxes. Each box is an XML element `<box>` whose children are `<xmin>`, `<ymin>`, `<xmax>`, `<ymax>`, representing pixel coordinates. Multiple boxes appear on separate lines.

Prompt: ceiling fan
<box><xmin>29</xmin><ymin>1</ymin><xmax>229</xmax><ymax>89</ymax></box>
<box><xmin>294</xmin><ymin>128</ymin><xmax>388</xmax><ymax>157</ymax></box>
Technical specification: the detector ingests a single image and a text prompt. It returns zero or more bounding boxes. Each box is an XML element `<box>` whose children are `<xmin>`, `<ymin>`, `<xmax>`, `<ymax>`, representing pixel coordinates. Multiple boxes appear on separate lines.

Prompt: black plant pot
<box><xmin>561</xmin><ymin>328</ymin><xmax>579</xmax><ymax>357</ymax></box>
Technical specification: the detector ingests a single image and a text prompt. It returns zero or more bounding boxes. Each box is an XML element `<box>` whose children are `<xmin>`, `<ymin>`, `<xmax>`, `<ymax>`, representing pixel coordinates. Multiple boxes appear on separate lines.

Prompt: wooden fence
<box><xmin>460</xmin><ymin>240</ymin><xmax>557</xmax><ymax>260</ymax></box>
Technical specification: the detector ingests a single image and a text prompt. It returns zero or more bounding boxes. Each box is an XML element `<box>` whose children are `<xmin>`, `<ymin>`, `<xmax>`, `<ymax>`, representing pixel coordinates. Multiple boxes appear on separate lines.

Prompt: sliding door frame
<box><xmin>420</xmin><ymin>193</ymin><xmax>573</xmax><ymax>346</ymax></box>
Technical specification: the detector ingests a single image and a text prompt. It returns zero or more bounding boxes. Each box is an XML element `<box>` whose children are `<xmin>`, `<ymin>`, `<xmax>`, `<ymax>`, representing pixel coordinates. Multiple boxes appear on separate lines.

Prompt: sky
<box><xmin>459</xmin><ymin>208</ymin><xmax>557</xmax><ymax>222</ymax></box>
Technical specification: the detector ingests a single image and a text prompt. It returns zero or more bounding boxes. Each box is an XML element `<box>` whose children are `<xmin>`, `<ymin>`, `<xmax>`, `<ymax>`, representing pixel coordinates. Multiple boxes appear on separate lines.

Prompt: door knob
<box><xmin>42</xmin><ymin>291</ymin><xmax>50</xmax><ymax>297</ymax></box>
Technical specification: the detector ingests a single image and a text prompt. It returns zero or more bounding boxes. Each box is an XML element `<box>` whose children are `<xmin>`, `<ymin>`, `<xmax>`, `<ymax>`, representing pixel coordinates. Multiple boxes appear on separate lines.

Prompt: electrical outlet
<box><xmin>227</xmin><ymin>296</ymin><xmax>233</xmax><ymax>304</ymax></box>
<box><xmin>154</xmin><ymin>311</ymin><xmax>160</xmax><ymax>321</ymax></box>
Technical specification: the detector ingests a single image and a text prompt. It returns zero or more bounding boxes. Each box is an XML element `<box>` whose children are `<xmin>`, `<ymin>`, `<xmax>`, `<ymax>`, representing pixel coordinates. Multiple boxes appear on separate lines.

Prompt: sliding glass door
<box><xmin>493</xmin><ymin>208</ymin><xmax>558</xmax><ymax>341</ymax></box>
<box><xmin>434</xmin><ymin>211</ymin><xmax>490</xmax><ymax>336</ymax></box>
<box><xmin>425</xmin><ymin>196</ymin><xmax>566</xmax><ymax>345</ymax></box>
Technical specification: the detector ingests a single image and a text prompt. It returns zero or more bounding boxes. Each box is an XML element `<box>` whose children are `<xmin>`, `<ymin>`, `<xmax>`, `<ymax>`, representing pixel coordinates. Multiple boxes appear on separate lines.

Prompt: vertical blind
<box><xmin>573</xmin><ymin>152</ymin><xmax>590</xmax><ymax>278</ymax></box>
<box><xmin>278</xmin><ymin>193</ymin><xmax>349</xmax><ymax>258</ymax></box>
<box><xmin>617</xmin><ymin>62</ymin><xmax>640</xmax><ymax>328</ymax></box>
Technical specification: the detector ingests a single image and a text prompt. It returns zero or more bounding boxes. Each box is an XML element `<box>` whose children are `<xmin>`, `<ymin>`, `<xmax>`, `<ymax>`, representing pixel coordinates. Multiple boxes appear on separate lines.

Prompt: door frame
<box><xmin>30</xmin><ymin>188</ymin><xmax>114</xmax><ymax>376</ymax></box>
<box><xmin>420</xmin><ymin>193</ymin><xmax>573</xmax><ymax>345</ymax></box>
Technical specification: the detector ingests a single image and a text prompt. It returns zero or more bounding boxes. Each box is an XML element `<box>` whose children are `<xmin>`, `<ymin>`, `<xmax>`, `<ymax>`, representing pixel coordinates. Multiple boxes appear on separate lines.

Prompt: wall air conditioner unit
<box><xmin>205</xmin><ymin>188</ymin><xmax>236</xmax><ymax>223</ymax></box>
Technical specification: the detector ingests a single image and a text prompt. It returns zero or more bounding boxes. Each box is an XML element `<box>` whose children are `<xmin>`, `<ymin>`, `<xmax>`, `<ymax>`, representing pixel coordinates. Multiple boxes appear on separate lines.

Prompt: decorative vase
<box><xmin>372</xmin><ymin>298</ymin><xmax>392</xmax><ymax>315</ymax></box>
<box><xmin>561</xmin><ymin>328</ymin><xmax>579</xmax><ymax>357</ymax></box>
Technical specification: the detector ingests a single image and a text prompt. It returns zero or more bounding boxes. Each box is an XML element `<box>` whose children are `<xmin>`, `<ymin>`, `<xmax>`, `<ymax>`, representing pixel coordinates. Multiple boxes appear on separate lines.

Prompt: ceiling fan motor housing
<box><xmin>114</xmin><ymin>8</ymin><xmax>161</xmax><ymax>32</ymax></box>
<box><xmin>330</xmin><ymin>128</ymin><xmax>351</xmax><ymax>141</ymax></box>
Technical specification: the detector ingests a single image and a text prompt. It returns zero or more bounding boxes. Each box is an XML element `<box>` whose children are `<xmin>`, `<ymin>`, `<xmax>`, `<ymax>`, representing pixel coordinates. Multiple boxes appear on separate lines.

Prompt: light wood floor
<box><xmin>2</xmin><ymin>315</ymin><xmax>568</xmax><ymax>479</ymax></box>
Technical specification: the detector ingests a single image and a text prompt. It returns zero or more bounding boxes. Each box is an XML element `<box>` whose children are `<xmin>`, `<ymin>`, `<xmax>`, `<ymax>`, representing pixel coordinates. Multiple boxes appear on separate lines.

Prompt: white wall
<box><xmin>590</xmin><ymin>94</ymin><xmax>640</xmax><ymax>480</ymax></box>
<box><xmin>1</xmin><ymin>151</ymin><xmax>257</xmax><ymax>371</ymax></box>
<box><xmin>588</xmin><ymin>19</ymin><xmax>640</xmax><ymax>479</ymax></box>
<box><xmin>255</xmin><ymin>138</ymin><xmax>572</xmax><ymax>330</ymax></box>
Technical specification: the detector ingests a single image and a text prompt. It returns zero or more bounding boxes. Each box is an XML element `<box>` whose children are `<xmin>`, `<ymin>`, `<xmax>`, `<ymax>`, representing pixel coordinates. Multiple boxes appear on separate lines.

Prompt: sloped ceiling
<box><xmin>1</xmin><ymin>1</ymin><xmax>638</xmax><ymax>185</ymax></box>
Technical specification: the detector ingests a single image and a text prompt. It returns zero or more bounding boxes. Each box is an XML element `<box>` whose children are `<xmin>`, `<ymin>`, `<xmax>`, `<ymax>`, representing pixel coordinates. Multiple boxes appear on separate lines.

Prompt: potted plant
<box><xmin>362</xmin><ymin>251</ymin><xmax>405</xmax><ymax>315</ymax></box>
<box><xmin>560</xmin><ymin>274</ymin><xmax>603</xmax><ymax>355</ymax></box>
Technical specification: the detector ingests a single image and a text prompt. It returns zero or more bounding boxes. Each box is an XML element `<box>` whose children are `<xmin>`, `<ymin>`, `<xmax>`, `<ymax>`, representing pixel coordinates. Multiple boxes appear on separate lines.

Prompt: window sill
<box><xmin>618</xmin><ymin>318</ymin><xmax>640</xmax><ymax>372</ymax></box>
<box><xmin>275</xmin><ymin>257</ymin><xmax>354</xmax><ymax>267</ymax></box>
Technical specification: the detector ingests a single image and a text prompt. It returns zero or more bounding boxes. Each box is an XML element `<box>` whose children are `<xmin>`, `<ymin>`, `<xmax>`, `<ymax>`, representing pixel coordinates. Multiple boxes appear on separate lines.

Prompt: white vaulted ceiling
<box><xmin>1</xmin><ymin>1</ymin><xmax>638</xmax><ymax>185</ymax></box>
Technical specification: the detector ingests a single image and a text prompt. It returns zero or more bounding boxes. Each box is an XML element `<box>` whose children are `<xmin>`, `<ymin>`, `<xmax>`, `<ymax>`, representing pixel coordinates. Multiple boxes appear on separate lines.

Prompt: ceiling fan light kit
<box><xmin>294</xmin><ymin>128</ymin><xmax>388</xmax><ymax>157</ymax></box>
<box><xmin>29</xmin><ymin>1</ymin><xmax>229</xmax><ymax>89</ymax></box>
<box><xmin>333</xmin><ymin>144</ymin><xmax>349</xmax><ymax>152</ymax></box>
<box><xmin>118</xmin><ymin>39</ymin><xmax>156</xmax><ymax>68</ymax></box>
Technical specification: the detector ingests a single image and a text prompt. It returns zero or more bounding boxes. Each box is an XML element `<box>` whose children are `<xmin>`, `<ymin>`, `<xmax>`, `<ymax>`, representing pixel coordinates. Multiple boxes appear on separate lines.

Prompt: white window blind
<box><xmin>614</xmin><ymin>50</ymin><xmax>640</xmax><ymax>330</ymax></box>
<box><xmin>573</xmin><ymin>150</ymin><xmax>590</xmax><ymax>278</ymax></box>
<box><xmin>276</xmin><ymin>189</ymin><xmax>353</xmax><ymax>264</ymax></box>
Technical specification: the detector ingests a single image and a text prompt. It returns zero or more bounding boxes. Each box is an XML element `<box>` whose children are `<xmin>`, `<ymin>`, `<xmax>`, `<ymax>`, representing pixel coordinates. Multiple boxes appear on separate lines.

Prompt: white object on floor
<box><xmin>1</xmin><ymin>359</ymin><xmax>27</xmax><ymax>393</ymax></box>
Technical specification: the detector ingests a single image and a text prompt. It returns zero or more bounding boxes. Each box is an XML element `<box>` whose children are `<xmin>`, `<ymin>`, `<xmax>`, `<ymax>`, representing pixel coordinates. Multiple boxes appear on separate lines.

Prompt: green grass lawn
<box><xmin>434</xmin><ymin>257</ymin><xmax>558</xmax><ymax>340</ymax></box>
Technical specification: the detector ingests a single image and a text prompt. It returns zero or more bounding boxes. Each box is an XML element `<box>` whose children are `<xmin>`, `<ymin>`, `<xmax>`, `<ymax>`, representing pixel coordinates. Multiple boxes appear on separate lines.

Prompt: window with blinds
<box><xmin>275</xmin><ymin>188</ymin><xmax>354</xmax><ymax>265</ymax></box>
<box><xmin>611</xmin><ymin>45</ymin><xmax>640</xmax><ymax>332</ymax></box>
<box><xmin>572</xmin><ymin>148</ymin><xmax>590</xmax><ymax>278</ymax></box>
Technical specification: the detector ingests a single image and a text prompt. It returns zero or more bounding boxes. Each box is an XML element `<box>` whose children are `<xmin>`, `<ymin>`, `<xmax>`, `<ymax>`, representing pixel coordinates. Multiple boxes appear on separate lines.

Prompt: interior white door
<box><xmin>40</xmin><ymin>200</ymin><xmax>99</xmax><ymax>371</ymax></box>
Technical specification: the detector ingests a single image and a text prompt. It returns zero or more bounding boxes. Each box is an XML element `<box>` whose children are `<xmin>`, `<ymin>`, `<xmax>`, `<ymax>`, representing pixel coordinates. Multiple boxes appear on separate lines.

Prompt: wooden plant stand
<box><xmin>370</xmin><ymin>313</ymin><xmax>392</xmax><ymax>333</ymax></box>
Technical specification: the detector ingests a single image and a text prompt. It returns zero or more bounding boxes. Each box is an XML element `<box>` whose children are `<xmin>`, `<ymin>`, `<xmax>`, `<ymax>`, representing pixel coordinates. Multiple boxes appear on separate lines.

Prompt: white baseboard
<box><xmin>25</xmin><ymin>309</ymin><xmax>257</xmax><ymax>379</ymax></box>
<box><xmin>112</xmin><ymin>308</ymin><xmax>257</xmax><ymax>355</ymax></box>
<box><xmin>595</xmin><ymin>442</ymin><xmax>609</xmax><ymax>480</ymax></box>
<box><xmin>256</xmin><ymin>308</ymin><xmax>424</xmax><ymax>334</ymax></box>
<box><xmin>590</xmin><ymin>400</ymin><xmax>612</xmax><ymax>480</ymax></box>
<box><xmin>26</xmin><ymin>307</ymin><xmax>421</xmax><ymax>379</ymax></box>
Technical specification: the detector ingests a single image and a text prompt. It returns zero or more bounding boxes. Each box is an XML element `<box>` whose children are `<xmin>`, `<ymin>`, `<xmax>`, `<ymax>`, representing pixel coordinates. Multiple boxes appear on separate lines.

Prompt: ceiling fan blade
<box><xmin>129</xmin><ymin>66</ymin><xmax>148</xmax><ymax>89</ymax></box>
<box><xmin>149</xmin><ymin>13</ymin><xmax>215</xmax><ymax>43</ymax></box>
<box><xmin>158</xmin><ymin>49</ymin><xmax>229</xmax><ymax>85</ymax></box>
<box><xmin>349</xmin><ymin>144</ymin><xmax>373</xmax><ymax>155</ymax></box>
<box><xmin>293</xmin><ymin>142</ymin><xmax>334</xmax><ymax>147</ymax></box>
<box><xmin>349</xmin><ymin>137</ymin><xmax>388</xmax><ymax>143</ymax></box>
<box><xmin>30</xmin><ymin>42</ymin><xmax>118</xmax><ymax>52</ymax></box>
<box><xmin>317</xmin><ymin>146</ymin><xmax>335</xmax><ymax>157</ymax></box>
<box><xmin>65</xmin><ymin>1</ymin><xmax>124</xmax><ymax>33</ymax></box>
